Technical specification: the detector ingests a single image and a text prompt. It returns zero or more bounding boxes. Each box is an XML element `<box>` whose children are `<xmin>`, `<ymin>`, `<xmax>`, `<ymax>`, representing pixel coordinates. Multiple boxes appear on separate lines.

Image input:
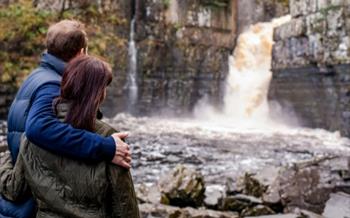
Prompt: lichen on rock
<box><xmin>159</xmin><ymin>165</ymin><xmax>206</xmax><ymax>208</ymax></box>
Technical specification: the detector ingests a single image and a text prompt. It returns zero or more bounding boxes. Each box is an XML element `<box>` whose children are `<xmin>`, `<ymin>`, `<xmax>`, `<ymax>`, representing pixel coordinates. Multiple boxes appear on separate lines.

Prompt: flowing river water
<box><xmin>109</xmin><ymin>16</ymin><xmax>350</xmax><ymax>188</ymax></box>
<box><xmin>107</xmin><ymin>114</ymin><xmax>350</xmax><ymax>186</ymax></box>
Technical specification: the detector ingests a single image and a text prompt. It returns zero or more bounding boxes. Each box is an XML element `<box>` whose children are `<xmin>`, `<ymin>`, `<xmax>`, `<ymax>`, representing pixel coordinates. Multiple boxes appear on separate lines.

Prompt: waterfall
<box><xmin>127</xmin><ymin>16</ymin><xmax>138</xmax><ymax>109</ymax></box>
<box><xmin>194</xmin><ymin>16</ymin><xmax>294</xmax><ymax>129</ymax></box>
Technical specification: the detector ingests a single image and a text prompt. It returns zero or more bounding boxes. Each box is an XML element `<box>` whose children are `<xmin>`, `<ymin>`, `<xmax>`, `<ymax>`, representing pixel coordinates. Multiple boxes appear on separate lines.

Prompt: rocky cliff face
<box><xmin>103</xmin><ymin>0</ymin><xmax>237</xmax><ymax>116</ymax></box>
<box><xmin>269</xmin><ymin>0</ymin><xmax>350</xmax><ymax>136</ymax></box>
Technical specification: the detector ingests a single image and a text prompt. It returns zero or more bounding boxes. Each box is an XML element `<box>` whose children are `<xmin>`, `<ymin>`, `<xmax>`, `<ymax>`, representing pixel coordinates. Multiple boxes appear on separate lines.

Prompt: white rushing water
<box><xmin>194</xmin><ymin>16</ymin><xmax>295</xmax><ymax>130</ymax></box>
<box><xmin>127</xmin><ymin>18</ymin><xmax>138</xmax><ymax>108</ymax></box>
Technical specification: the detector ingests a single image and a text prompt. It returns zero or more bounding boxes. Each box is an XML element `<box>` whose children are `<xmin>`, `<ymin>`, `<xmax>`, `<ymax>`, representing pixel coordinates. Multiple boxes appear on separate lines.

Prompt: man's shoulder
<box><xmin>15</xmin><ymin>67</ymin><xmax>61</xmax><ymax>99</ymax></box>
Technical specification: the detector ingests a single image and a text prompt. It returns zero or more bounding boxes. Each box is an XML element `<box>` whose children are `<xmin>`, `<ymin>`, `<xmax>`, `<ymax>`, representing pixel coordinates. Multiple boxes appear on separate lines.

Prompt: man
<box><xmin>1</xmin><ymin>20</ymin><xmax>131</xmax><ymax>217</ymax></box>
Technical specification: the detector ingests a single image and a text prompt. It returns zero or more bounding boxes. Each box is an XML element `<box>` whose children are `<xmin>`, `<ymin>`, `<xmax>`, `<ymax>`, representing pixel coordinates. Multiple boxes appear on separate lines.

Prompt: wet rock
<box><xmin>204</xmin><ymin>185</ymin><xmax>224</xmax><ymax>209</ymax></box>
<box><xmin>322</xmin><ymin>192</ymin><xmax>350</xmax><ymax>218</ymax></box>
<box><xmin>278</xmin><ymin>156</ymin><xmax>350</xmax><ymax>214</ymax></box>
<box><xmin>136</xmin><ymin>184</ymin><xmax>161</xmax><ymax>204</ymax></box>
<box><xmin>241</xmin><ymin>205</ymin><xmax>275</xmax><ymax>217</ymax></box>
<box><xmin>262</xmin><ymin>183</ymin><xmax>281</xmax><ymax>206</ymax></box>
<box><xmin>236</xmin><ymin>173</ymin><xmax>267</xmax><ymax>198</ymax></box>
<box><xmin>139</xmin><ymin>203</ymin><xmax>239</xmax><ymax>218</ymax></box>
<box><xmin>159</xmin><ymin>165</ymin><xmax>205</xmax><ymax>207</ymax></box>
<box><xmin>220</xmin><ymin>194</ymin><xmax>262</xmax><ymax>212</ymax></box>
<box><xmin>260</xmin><ymin>167</ymin><xmax>282</xmax><ymax>206</ymax></box>
<box><xmin>220</xmin><ymin>196</ymin><xmax>250</xmax><ymax>212</ymax></box>
<box><xmin>225</xmin><ymin>177</ymin><xmax>241</xmax><ymax>196</ymax></box>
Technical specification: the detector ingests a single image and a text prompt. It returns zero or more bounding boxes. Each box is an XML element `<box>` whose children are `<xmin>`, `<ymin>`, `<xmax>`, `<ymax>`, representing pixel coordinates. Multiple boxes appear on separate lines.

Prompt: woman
<box><xmin>0</xmin><ymin>55</ymin><xmax>140</xmax><ymax>218</ymax></box>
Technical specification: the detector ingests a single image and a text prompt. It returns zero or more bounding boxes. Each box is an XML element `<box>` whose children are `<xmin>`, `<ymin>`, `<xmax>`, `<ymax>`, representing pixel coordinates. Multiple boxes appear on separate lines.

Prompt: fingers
<box><xmin>123</xmin><ymin>156</ymin><xmax>131</xmax><ymax>164</ymax></box>
<box><xmin>114</xmin><ymin>132</ymin><xmax>129</xmax><ymax>139</ymax></box>
<box><xmin>120</xmin><ymin>160</ymin><xmax>131</xmax><ymax>169</ymax></box>
<box><xmin>111</xmin><ymin>155</ymin><xmax>131</xmax><ymax>169</ymax></box>
<box><xmin>116</xmin><ymin>141</ymin><xmax>130</xmax><ymax>154</ymax></box>
<box><xmin>111</xmin><ymin>132</ymin><xmax>132</xmax><ymax>169</ymax></box>
<box><xmin>115</xmin><ymin>151</ymin><xmax>131</xmax><ymax>157</ymax></box>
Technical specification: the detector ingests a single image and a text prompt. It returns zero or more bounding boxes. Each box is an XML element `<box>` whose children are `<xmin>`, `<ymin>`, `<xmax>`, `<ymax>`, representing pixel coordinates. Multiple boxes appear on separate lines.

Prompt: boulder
<box><xmin>225</xmin><ymin>177</ymin><xmax>241</xmax><ymax>196</ymax></box>
<box><xmin>159</xmin><ymin>165</ymin><xmax>205</xmax><ymax>207</ymax></box>
<box><xmin>139</xmin><ymin>203</ymin><xmax>239</xmax><ymax>218</ymax></box>
<box><xmin>323</xmin><ymin>192</ymin><xmax>350</xmax><ymax>218</ymax></box>
<box><xmin>278</xmin><ymin>156</ymin><xmax>350</xmax><ymax>214</ymax></box>
<box><xmin>236</xmin><ymin>173</ymin><xmax>267</xmax><ymax>198</ymax></box>
<box><xmin>220</xmin><ymin>194</ymin><xmax>262</xmax><ymax>212</ymax></box>
<box><xmin>136</xmin><ymin>184</ymin><xmax>161</xmax><ymax>204</ymax></box>
<box><xmin>254</xmin><ymin>167</ymin><xmax>281</xmax><ymax>206</ymax></box>
<box><xmin>204</xmin><ymin>185</ymin><xmax>224</xmax><ymax>209</ymax></box>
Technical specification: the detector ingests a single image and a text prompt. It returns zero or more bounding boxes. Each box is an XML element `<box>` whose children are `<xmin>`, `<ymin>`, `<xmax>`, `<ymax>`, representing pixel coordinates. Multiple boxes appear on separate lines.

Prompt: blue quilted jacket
<box><xmin>2</xmin><ymin>53</ymin><xmax>63</xmax><ymax>218</ymax></box>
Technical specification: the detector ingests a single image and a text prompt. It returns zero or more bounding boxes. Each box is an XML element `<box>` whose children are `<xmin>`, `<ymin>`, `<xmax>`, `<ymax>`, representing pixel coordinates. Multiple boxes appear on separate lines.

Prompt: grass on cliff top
<box><xmin>0</xmin><ymin>0</ymin><xmax>127</xmax><ymax>87</ymax></box>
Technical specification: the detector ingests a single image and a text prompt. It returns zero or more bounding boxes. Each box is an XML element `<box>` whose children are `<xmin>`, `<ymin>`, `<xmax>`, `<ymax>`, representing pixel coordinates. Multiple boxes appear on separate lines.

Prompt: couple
<box><xmin>0</xmin><ymin>20</ymin><xmax>140</xmax><ymax>217</ymax></box>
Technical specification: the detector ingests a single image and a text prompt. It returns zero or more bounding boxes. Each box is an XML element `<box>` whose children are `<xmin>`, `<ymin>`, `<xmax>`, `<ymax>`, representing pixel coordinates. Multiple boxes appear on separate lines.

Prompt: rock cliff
<box><xmin>269</xmin><ymin>0</ymin><xmax>350</xmax><ymax>136</ymax></box>
<box><xmin>104</xmin><ymin>0</ymin><xmax>237</xmax><ymax>116</ymax></box>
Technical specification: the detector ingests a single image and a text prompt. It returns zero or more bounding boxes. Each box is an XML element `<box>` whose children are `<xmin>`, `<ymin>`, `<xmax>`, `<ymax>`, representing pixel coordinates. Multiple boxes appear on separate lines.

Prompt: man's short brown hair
<box><xmin>46</xmin><ymin>20</ymin><xmax>87</xmax><ymax>62</ymax></box>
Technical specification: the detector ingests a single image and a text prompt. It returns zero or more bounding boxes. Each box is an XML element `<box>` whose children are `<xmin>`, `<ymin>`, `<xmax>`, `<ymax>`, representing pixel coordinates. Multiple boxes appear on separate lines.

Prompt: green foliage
<box><xmin>0</xmin><ymin>0</ymin><xmax>127</xmax><ymax>87</ymax></box>
<box><xmin>0</xmin><ymin>1</ymin><xmax>54</xmax><ymax>86</ymax></box>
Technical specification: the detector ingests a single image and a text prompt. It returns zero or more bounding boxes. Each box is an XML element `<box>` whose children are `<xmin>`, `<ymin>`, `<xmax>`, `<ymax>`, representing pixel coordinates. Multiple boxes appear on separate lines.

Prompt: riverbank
<box><xmin>1</xmin><ymin>117</ymin><xmax>349</xmax><ymax>217</ymax></box>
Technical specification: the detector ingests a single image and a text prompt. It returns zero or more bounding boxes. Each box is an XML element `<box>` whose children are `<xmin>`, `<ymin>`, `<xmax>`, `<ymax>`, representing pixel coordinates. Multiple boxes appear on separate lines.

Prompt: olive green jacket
<box><xmin>0</xmin><ymin>104</ymin><xmax>140</xmax><ymax>218</ymax></box>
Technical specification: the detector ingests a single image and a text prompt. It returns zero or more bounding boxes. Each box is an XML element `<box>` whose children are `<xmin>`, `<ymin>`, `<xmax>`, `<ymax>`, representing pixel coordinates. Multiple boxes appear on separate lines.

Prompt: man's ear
<box><xmin>82</xmin><ymin>47</ymin><xmax>88</xmax><ymax>55</ymax></box>
<box><xmin>72</xmin><ymin>48</ymin><xmax>86</xmax><ymax>59</ymax></box>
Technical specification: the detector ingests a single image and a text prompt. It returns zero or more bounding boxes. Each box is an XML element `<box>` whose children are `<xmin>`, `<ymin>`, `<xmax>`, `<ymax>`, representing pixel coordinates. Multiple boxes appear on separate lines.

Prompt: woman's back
<box><xmin>18</xmin><ymin>103</ymin><xmax>139</xmax><ymax>218</ymax></box>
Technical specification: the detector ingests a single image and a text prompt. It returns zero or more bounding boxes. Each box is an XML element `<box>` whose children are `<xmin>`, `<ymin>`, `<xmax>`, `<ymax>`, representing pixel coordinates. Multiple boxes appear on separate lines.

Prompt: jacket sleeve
<box><xmin>0</xmin><ymin>148</ymin><xmax>30</xmax><ymax>202</ymax></box>
<box><xmin>107</xmin><ymin>163</ymin><xmax>140</xmax><ymax>217</ymax></box>
<box><xmin>25</xmin><ymin>84</ymin><xmax>115</xmax><ymax>162</ymax></box>
<box><xmin>97</xmin><ymin>122</ymin><xmax>140</xmax><ymax>217</ymax></box>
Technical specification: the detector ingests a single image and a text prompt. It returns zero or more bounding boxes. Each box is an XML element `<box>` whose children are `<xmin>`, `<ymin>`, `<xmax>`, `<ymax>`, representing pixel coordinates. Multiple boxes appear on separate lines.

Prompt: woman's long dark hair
<box><xmin>56</xmin><ymin>55</ymin><xmax>112</xmax><ymax>131</ymax></box>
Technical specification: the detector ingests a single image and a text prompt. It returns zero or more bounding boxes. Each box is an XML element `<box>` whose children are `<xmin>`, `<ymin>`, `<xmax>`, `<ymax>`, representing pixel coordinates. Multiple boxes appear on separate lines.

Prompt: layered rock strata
<box><xmin>269</xmin><ymin>0</ymin><xmax>350</xmax><ymax>136</ymax></box>
<box><xmin>119</xmin><ymin>0</ymin><xmax>237</xmax><ymax>116</ymax></box>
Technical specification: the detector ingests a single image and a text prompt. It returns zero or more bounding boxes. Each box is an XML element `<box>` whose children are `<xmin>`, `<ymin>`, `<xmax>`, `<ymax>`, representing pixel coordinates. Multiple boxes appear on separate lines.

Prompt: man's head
<box><xmin>46</xmin><ymin>20</ymin><xmax>87</xmax><ymax>62</ymax></box>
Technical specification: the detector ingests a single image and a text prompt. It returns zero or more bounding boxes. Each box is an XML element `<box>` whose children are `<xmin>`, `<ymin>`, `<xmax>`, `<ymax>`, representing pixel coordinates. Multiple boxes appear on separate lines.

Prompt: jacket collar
<box><xmin>40</xmin><ymin>52</ymin><xmax>66</xmax><ymax>76</ymax></box>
